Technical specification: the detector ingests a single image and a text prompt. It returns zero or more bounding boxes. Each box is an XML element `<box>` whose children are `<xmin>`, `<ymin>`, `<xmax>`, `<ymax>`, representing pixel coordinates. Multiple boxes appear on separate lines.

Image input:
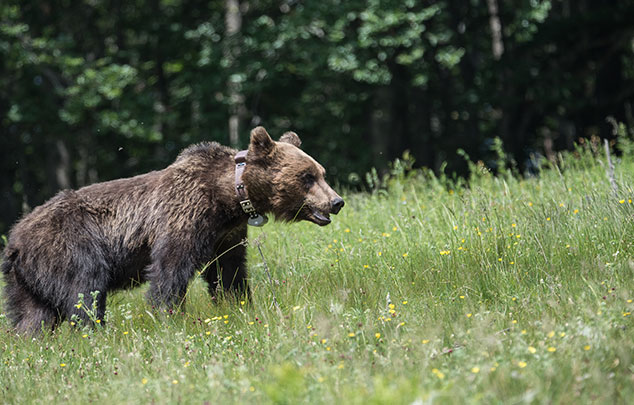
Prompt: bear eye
<box><xmin>302</xmin><ymin>172</ymin><xmax>316</xmax><ymax>187</ymax></box>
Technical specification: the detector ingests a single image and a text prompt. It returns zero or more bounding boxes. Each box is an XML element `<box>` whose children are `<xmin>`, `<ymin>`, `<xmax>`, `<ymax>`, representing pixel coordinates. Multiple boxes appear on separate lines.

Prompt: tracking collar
<box><xmin>234</xmin><ymin>150</ymin><xmax>269</xmax><ymax>227</ymax></box>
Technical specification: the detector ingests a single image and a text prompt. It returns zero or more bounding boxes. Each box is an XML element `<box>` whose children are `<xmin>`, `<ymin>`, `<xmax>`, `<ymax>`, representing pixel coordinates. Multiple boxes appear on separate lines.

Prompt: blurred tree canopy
<box><xmin>1</xmin><ymin>0</ymin><xmax>634</xmax><ymax>233</ymax></box>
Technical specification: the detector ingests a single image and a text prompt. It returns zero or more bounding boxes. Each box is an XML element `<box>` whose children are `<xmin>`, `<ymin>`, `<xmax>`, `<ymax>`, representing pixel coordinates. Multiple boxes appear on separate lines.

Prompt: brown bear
<box><xmin>1</xmin><ymin>127</ymin><xmax>343</xmax><ymax>334</ymax></box>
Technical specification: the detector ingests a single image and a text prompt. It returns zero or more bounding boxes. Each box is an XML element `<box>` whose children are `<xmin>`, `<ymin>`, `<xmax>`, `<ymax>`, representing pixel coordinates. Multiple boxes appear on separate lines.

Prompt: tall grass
<box><xmin>1</xmin><ymin>143</ymin><xmax>633</xmax><ymax>404</ymax></box>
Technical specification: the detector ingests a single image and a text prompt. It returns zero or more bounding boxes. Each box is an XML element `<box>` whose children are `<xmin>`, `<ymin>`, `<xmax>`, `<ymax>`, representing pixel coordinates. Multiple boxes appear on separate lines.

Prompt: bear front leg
<box><xmin>145</xmin><ymin>238</ymin><xmax>197</xmax><ymax>310</ymax></box>
<box><xmin>205</xmin><ymin>226</ymin><xmax>249</xmax><ymax>301</ymax></box>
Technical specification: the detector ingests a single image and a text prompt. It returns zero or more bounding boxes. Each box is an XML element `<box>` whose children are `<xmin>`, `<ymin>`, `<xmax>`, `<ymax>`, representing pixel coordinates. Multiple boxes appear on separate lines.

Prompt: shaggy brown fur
<box><xmin>1</xmin><ymin>127</ymin><xmax>343</xmax><ymax>334</ymax></box>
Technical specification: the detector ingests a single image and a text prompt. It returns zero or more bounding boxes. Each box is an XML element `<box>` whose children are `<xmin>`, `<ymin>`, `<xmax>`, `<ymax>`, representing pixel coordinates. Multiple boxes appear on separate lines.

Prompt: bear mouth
<box><xmin>308</xmin><ymin>208</ymin><xmax>331</xmax><ymax>226</ymax></box>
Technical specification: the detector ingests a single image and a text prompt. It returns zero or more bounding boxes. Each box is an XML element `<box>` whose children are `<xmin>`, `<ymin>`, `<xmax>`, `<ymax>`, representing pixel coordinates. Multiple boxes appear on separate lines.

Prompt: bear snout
<box><xmin>330</xmin><ymin>197</ymin><xmax>345</xmax><ymax>214</ymax></box>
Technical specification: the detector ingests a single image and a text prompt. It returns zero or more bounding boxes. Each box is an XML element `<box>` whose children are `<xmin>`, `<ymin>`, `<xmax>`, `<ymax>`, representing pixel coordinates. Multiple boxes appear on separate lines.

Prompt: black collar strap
<box><xmin>235</xmin><ymin>150</ymin><xmax>268</xmax><ymax>227</ymax></box>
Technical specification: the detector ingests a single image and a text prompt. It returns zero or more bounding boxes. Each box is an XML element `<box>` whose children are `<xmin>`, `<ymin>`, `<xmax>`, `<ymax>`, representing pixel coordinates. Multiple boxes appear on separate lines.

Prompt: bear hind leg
<box><xmin>3</xmin><ymin>277</ymin><xmax>58</xmax><ymax>335</ymax></box>
<box><xmin>15</xmin><ymin>300</ymin><xmax>58</xmax><ymax>335</ymax></box>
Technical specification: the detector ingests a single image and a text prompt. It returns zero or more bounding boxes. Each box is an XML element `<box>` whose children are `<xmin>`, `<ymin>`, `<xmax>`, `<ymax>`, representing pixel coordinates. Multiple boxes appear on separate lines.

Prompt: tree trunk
<box><xmin>225</xmin><ymin>0</ymin><xmax>245</xmax><ymax>148</ymax></box>
<box><xmin>152</xmin><ymin>0</ymin><xmax>170</xmax><ymax>141</ymax></box>
<box><xmin>55</xmin><ymin>139</ymin><xmax>71</xmax><ymax>190</ymax></box>
<box><xmin>486</xmin><ymin>0</ymin><xmax>504</xmax><ymax>60</ymax></box>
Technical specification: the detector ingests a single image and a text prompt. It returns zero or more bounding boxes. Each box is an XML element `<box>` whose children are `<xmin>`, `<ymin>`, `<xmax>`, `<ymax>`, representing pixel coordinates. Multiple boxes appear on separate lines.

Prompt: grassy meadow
<box><xmin>1</xmin><ymin>144</ymin><xmax>633</xmax><ymax>404</ymax></box>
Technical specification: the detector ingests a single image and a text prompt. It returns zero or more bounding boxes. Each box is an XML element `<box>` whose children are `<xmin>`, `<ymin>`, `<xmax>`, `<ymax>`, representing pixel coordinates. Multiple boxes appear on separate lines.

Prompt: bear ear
<box><xmin>249</xmin><ymin>126</ymin><xmax>275</xmax><ymax>155</ymax></box>
<box><xmin>279</xmin><ymin>131</ymin><xmax>302</xmax><ymax>148</ymax></box>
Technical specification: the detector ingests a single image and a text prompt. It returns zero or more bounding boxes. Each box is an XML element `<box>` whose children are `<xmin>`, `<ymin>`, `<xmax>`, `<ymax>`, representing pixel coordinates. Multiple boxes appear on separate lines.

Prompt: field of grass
<box><xmin>1</xmin><ymin>144</ymin><xmax>633</xmax><ymax>404</ymax></box>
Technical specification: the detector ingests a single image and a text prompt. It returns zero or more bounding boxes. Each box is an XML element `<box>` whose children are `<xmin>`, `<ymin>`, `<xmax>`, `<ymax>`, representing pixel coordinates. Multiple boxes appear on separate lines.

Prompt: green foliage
<box><xmin>612</xmin><ymin>118</ymin><xmax>634</xmax><ymax>157</ymax></box>
<box><xmin>1</xmin><ymin>0</ymin><xmax>634</xmax><ymax>236</ymax></box>
<box><xmin>70</xmin><ymin>291</ymin><xmax>103</xmax><ymax>328</ymax></box>
<box><xmin>0</xmin><ymin>144</ymin><xmax>632</xmax><ymax>403</ymax></box>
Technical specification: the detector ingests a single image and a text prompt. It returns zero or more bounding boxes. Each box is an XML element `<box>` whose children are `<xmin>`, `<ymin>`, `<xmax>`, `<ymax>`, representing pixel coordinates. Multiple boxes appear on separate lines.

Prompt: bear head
<box><xmin>242</xmin><ymin>126</ymin><xmax>344</xmax><ymax>226</ymax></box>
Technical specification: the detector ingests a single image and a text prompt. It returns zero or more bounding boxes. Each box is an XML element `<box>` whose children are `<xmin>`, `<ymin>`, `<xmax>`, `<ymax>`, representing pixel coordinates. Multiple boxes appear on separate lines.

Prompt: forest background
<box><xmin>1</xmin><ymin>0</ymin><xmax>633</xmax><ymax>234</ymax></box>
